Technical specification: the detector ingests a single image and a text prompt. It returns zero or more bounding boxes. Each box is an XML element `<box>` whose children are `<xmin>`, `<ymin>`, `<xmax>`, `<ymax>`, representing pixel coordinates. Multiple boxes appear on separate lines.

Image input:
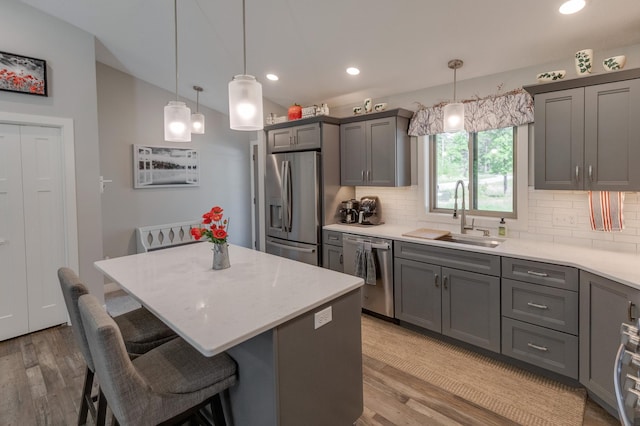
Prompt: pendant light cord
<box><xmin>453</xmin><ymin>67</ymin><xmax>457</xmax><ymax>102</ymax></box>
<box><xmin>174</xmin><ymin>0</ymin><xmax>179</xmax><ymax>101</ymax></box>
<box><xmin>242</xmin><ymin>0</ymin><xmax>247</xmax><ymax>75</ymax></box>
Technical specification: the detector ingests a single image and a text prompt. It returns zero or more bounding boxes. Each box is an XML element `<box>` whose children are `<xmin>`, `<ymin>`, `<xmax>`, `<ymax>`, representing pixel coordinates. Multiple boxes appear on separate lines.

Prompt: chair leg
<box><xmin>96</xmin><ymin>390</ymin><xmax>107</xmax><ymax>426</ymax></box>
<box><xmin>77</xmin><ymin>367</ymin><xmax>93</xmax><ymax>425</ymax></box>
<box><xmin>210</xmin><ymin>393</ymin><xmax>226</xmax><ymax>426</ymax></box>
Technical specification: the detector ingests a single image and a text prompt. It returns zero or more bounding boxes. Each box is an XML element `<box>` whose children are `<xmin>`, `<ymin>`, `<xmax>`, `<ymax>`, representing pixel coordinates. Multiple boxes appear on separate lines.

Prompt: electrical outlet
<box><xmin>314</xmin><ymin>306</ymin><xmax>332</xmax><ymax>329</ymax></box>
<box><xmin>552</xmin><ymin>212</ymin><xmax>578</xmax><ymax>227</ymax></box>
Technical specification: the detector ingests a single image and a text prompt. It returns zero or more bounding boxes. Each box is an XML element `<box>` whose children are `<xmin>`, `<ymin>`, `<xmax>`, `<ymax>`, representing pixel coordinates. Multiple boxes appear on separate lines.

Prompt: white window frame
<box><xmin>417</xmin><ymin>125</ymin><xmax>529</xmax><ymax>233</ymax></box>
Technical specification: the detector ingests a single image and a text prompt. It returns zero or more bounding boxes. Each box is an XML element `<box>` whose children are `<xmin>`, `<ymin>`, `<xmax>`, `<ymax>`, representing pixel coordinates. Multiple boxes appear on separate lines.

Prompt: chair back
<box><xmin>78</xmin><ymin>294</ymin><xmax>149</xmax><ymax>424</ymax></box>
<box><xmin>57</xmin><ymin>267</ymin><xmax>95</xmax><ymax>372</ymax></box>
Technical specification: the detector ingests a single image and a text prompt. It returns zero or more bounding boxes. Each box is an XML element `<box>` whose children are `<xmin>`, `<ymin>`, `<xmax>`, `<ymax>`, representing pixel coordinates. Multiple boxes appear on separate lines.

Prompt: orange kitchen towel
<box><xmin>589</xmin><ymin>191</ymin><xmax>624</xmax><ymax>231</ymax></box>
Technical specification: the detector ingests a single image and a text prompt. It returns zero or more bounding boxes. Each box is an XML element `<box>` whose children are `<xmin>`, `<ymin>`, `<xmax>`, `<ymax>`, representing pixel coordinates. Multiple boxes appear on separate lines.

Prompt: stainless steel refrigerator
<box><xmin>266</xmin><ymin>151</ymin><xmax>322</xmax><ymax>265</ymax></box>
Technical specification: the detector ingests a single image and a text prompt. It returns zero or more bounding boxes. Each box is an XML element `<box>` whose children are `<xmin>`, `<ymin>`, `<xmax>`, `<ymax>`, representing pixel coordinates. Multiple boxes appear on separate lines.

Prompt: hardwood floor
<box><xmin>0</xmin><ymin>325</ymin><xmax>619</xmax><ymax>426</ymax></box>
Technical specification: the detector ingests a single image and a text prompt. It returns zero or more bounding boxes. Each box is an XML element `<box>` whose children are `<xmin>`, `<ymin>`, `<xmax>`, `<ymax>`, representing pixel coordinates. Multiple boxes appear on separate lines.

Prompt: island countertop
<box><xmin>95</xmin><ymin>242</ymin><xmax>364</xmax><ymax>357</ymax></box>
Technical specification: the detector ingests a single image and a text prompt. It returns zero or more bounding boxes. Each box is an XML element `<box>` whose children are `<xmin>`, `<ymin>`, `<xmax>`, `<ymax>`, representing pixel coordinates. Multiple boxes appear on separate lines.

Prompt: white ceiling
<box><xmin>19</xmin><ymin>0</ymin><xmax>640</xmax><ymax>115</ymax></box>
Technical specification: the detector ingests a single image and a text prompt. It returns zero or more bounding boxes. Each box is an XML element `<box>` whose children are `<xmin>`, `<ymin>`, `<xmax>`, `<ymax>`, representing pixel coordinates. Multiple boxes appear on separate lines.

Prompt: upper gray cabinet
<box><xmin>265</xmin><ymin>116</ymin><xmax>342</xmax><ymax>153</ymax></box>
<box><xmin>340</xmin><ymin>109</ymin><xmax>412</xmax><ymax>187</ymax></box>
<box><xmin>525</xmin><ymin>69</ymin><xmax>640</xmax><ymax>191</ymax></box>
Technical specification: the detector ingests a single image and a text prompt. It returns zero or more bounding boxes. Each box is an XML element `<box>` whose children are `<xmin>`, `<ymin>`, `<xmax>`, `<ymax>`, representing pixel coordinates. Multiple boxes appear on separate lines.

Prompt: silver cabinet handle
<box><xmin>367</xmin><ymin>170</ymin><xmax>371</xmax><ymax>181</ymax></box>
<box><xmin>361</xmin><ymin>170</ymin><xmax>365</xmax><ymax>181</ymax></box>
<box><xmin>527</xmin><ymin>270</ymin><xmax>548</xmax><ymax>277</ymax></box>
<box><xmin>629</xmin><ymin>301</ymin><xmax>636</xmax><ymax>322</ymax></box>
<box><xmin>443</xmin><ymin>275</ymin><xmax>448</xmax><ymax>290</ymax></box>
<box><xmin>527</xmin><ymin>342</ymin><xmax>548</xmax><ymax>352</ymax></box>
<box><xmin>588</xmin><ymin>164</ymin><xmax>593</xmax><ymax>181</ymax></box>
<box><xmin>266</xmin><ymin>240</ymin><xmax>315</xmax><ymax>253</ymax></box>
<box><xmin>575</xmin><ymin>165</ymin><xmax>579</xmax><ymax>181</ymax></box>
<box><xmin>527</xmin><ymin>302</ymin><xmax>549</xmax><ymax>310</ymax></box>
<box><xmin>434</xmin><ymin>274</ymin><xmax>439</xmax><ymax>288</ymax></box>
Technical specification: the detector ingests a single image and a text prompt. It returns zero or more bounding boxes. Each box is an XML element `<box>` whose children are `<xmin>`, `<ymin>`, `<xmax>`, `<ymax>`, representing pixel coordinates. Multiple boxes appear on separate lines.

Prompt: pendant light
<box><xmin>443</xmin><ymin>59</ymin><xmax>464</xmax><ymax>133</ymax></box>
<box><xmin>228</xmin><ymin>0</ymin><xmax>263</xmax><ymax>131</ymax></box>
<box><xmin>191</xmin><ymin>86</ymin><xmax>205</xmax><ymax>134</ymax></box>
<box><xmin>164</xmin><ymin>0</ymin><xmax>191</xmax><ymax>142</ymax></box>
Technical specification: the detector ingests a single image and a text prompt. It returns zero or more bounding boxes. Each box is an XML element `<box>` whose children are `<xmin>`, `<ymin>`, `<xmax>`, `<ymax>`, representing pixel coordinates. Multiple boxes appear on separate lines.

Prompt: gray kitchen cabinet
<box><xmin>530</xmin><ymin>76</ymin><xmax>640</xmax><ymax>190</ymax></box>
<box><xmin>267</xmin><ymin>122</ymin><xmax>322</xmax><ymax>153</ymax></box>
<box><xmin>580</xmin><ymin>271</ymin><xmax>640</xmax><ymax>414</ymax></box>
<box><xmin>394</xmin><ymin>241</ymin><xmax>501</xmax><ymax>353</ymax></box>
<box><xmin>322</xmin><ymin>230</ymin><xmax>343</xmax><ymax>273</ymax></box>
<box><xmin>501</xmin><ymin>258</ymin><xmax>580</xmax><ymax>379</ymax></box>
<box><xmin>340</xmin><ymin>109</ymin><xmax>412</xmax><ymax>187</ymax></box>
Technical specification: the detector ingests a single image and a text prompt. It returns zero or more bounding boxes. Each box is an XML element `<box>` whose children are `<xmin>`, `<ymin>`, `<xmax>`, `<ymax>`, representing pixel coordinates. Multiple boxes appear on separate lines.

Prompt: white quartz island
<box><xmin>95</xmin><ymin>243</ymin><xmax>364</xmax><ymax>426</ymax></box>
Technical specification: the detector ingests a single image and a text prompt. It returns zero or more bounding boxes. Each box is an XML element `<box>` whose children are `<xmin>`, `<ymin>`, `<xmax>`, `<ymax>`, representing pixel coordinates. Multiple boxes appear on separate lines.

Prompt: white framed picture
<box><xmin>133</xmin><ymin>144</ymin><xmax>199</xmax><ymax>188</ymax></box>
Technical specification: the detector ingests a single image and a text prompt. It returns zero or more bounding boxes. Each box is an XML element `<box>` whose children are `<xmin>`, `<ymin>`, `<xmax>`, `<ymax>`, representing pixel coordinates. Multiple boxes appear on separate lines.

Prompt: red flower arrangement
<box><xmin>191</xmin><ymin>206</ymin><xmax>229</xmax><ymax>244</ymax></box>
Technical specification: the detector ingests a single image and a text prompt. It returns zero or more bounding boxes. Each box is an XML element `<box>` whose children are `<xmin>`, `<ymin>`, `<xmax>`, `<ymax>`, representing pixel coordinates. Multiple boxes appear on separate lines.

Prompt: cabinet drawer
<box><xmin>502</xmin><ymin>279</ymin><xmax>578</xmax><ymax>334</ymax></box>
<box><xmin>502</xmin><ymin>317</ymin><xmax>578</xmax><ymax>379</ymax></box>
<box><xmin>502</xmin><ymin>257</ymin><xmax>578</xmax><ymax>291</ymax></box>
<box><xmin>323</xmin><ymin>230</ymin><xmax>342</xmax><ymax>247</ymax></box>
<box><xmin>395</xmin><ymin>241</ymin><xmax>500</xmax><ymax>276</ymax></box>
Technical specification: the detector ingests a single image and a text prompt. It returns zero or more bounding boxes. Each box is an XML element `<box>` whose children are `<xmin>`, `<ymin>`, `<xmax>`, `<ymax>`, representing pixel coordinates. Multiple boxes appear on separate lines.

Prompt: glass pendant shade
<box><xmin>443</xmin><ymin>102</ymin><xmax>465</xmax><ymax>133</ymax></box>
<box><xmin>191</xmin><ymin>112</ymin><xmax>205</xmax><ymax>134</ymax></box>
<box><xmin>229</xmin><ymin>74</ymin><xmax>263</xmax><ymax>131</ymax></box>
<box><xmin>164</xmin><ymin>101</ymin><xmax>191</xmax><ymax>142</ymax></box>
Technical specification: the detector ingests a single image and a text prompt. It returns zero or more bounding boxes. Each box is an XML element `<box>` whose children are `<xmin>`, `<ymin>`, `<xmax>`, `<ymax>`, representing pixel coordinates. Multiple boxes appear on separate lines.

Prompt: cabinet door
<box><xmin>585</xmin><ymin>79</ymin><xmax>640</xmax><ymax>191</ymax></box>
<box><xmin>442</xmin><ymin>267</ymin><xmax>501</xmax><ymax>352</ymax></box>
<box><xmin>293</xmin><ymin>123</ymin><xmax>321</xmax><ymax>150</ymax></box>
<box><xmin>534</xmin><ymin>88</ymin><xmax>584</xmax><ymax>190</ymax></box>
<box><xmin>340</xmin><ymin>122</ymin><xmax>367</xmax><ymax>185</ymax></box>
<box><xmin>268</xmin><ymin>128</ymin><xmax>293</xmax><ymax>153</ymax></box>
<box><xmin>580</xmin><ymin>271</ymin><xmax>640</xmax><ymax>412</ymax></box>
<box><xmin>394</xmin><ymin>258</ymin><xmax>441</xmax><ymax>331</ymax></box>
<box><xmin>323</xmin><ymin>244</ymin><xmax>343</xmax><ymax>273</ymax></box>
<box><xmin>366</xmin><ymin>117</ymin><xmax>397</xmax><ymax>186</ymax></box>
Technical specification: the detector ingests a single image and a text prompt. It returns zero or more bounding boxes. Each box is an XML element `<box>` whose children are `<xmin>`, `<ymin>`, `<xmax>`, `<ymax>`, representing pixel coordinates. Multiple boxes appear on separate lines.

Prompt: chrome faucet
<box><xmin>453</xmin><ymin>180</ymin><xmax>474</xmax><ymax>234</ymax></box>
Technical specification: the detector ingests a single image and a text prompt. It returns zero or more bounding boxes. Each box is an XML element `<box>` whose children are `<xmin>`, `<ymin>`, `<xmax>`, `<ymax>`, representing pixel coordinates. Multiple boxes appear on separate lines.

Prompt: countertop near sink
<box><xmin>325</xmin><ymin>223</ymin><xmax>640</xmax><ymax>290</ymax></box>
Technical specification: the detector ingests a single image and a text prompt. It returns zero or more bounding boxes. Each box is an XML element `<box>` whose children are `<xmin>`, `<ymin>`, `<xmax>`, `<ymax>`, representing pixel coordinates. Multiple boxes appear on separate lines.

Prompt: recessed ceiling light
<box><xmin>266</xmin><ymin>73</ymin><xmax>279</xmax><ymax>81</ymax></box>
<box><xmin>559</xmin><ymin>0</ymin><xmax>585</xmax><ymax>14</ymax></box>
<box><xmin>346</xmin><ymin>67</ymin><xmax>360</xmax><ymax>76</ymax></box>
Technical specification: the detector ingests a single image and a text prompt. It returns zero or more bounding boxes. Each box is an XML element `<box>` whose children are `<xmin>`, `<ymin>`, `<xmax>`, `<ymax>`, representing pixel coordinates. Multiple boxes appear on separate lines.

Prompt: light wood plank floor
<box><xmin>0</xmin><ymin>325</ymin><xmax>619</xmax><ymax>426</ymax></box>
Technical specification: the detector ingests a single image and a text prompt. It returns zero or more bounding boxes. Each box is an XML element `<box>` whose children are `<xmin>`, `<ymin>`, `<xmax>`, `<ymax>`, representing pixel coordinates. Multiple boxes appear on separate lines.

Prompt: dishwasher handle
<box><xmin>343</xmin><ymin>237</ymin><xmax>391</xmax><ymax>251</ymax></box>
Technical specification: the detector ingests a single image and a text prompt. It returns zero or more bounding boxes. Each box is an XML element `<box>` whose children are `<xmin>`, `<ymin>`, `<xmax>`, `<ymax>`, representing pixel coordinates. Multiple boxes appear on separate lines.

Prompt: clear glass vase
<box><xmin>212</xmin><ymin>243</ymin><xmax>230</xmax><ymax>270</ymax></box>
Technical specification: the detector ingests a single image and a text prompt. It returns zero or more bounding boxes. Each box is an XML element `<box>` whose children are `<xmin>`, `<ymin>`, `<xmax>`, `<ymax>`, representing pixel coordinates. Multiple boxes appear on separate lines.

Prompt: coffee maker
<box><xmin>358</xmin><ymin>196</ymin><xmax>382</xmax><ymax>225</ymax></box>
<box><xmin>339</xmin><ymin>199</ymin><xmax>360</xmax><ymax>224</ymax></box>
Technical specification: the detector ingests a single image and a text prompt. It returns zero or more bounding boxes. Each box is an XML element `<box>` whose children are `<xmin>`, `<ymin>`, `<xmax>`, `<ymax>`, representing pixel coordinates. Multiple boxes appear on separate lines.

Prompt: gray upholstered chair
<box><xmin>57</xmin><ymin>267</ymin><xmax>178</xmax><ymax>425</ymax></box>
<box><xmin>78</xmin><ymin>293</ymin><xmax>237</xmax><ymax>426</ymax></box>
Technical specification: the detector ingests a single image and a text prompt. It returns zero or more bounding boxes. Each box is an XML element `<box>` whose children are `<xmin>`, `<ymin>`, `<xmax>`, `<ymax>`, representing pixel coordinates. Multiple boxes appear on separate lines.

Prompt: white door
<box><xmin>0</xmin><ymin>124</ymin><xmax>67</xmax><ymax>341</ymax></box>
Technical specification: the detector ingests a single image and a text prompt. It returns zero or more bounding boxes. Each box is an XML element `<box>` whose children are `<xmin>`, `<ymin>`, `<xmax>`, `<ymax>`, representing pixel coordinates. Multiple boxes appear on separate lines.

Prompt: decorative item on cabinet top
<box><xmin>603</xmin><ymin>55</ymin><xmax>626</xmax><ymax>72</ymax></box>
<box><xmin>536</xmin><ymin>70</ymin><xmax>566</xmax><ymax>83</ymax></box>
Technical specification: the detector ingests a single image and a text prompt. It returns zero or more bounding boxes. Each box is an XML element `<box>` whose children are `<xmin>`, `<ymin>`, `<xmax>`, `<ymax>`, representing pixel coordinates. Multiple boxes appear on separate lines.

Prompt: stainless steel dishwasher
<box><xmin>342</xmin><ymin>233</ymin><xmax>394</xmax><ymax>318</ymax></box>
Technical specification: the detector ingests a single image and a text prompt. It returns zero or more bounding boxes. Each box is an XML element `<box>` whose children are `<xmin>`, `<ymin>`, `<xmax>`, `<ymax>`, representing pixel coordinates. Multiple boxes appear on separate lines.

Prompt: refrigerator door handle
<box><xmin>280</xmin><ymin>160</ymin><xmax>288</xmax><ymax>233</ymax></box>
<box><xmin>284</xmin><ymin>160</ymin><xmax>293</xmax><ymax>232</ymax></box>
<box><xmin>266</xmin><ymin>240</ymin><xmax>316</xmax><ymax>253</ymax></box>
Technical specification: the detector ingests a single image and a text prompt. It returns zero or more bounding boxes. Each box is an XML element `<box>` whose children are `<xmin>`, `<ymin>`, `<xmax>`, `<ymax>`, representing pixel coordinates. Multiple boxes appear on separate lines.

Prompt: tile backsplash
<box><xmin>355</xmin><ymin>186</ymin><xmax>640</xmax><ymax>254</ymax></box>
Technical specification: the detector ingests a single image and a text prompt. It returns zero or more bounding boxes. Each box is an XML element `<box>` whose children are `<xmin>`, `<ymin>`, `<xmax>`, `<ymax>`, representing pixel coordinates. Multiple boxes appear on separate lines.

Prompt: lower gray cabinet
<box><xmin>394</xmin><ymin>241</ymin><xmax>501</xmax><ymax>353</ymax></box>
<box><xmin>394</xmin><ymin>257</ymin><xmax>441</xmax><ymax>331</ymax></box>
<box><xmin>580</xmin><ymin>271</ymin><xmax>640</xmax><ymax>413</ymax></box>
<box><xmin>322</xmin><ymin>230</ymin><xmax>343</xmax><ymax>272</ymax></box>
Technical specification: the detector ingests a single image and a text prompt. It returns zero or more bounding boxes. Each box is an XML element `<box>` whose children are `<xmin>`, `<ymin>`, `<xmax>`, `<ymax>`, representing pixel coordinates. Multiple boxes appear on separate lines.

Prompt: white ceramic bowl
<box><xmin>353</xmin><ymin>106</ymin><xmax>363</xmax><ymax>115</ymax></box>
<box><xmin>603</xmin><ymin>55</ymin><xmax>626</xmax><ymax>72</ymax></box>
<box><xmin>536</xmin><ymin>70</ymin><xmax>566</xmax><ymax>83</ymax></box>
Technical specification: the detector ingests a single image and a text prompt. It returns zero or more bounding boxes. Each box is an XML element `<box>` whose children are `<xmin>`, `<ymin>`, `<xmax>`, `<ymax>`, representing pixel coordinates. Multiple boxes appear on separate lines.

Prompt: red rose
<box><xmin>202</xmin><ymin>212</ymin><xmax>212</xmax><ymax>224</ymax></box>
<box><xmin>212</xmin><ymin>213</ymin><xmax>223</xmax><ymax>222</ymax></box>
<box><xmin>211</xmin><ymin>206</ymin><xmax>223</xmax><ymax>214</ymax></box>
<box><xmin>190</xmin><ymin>228</ymin><xmax>203</xmax><ymax>240</ymax></box>
<box><xmin>213</xmin><ymin>229</ymin><xmax>227</xmax><ymax>240</ymax></box>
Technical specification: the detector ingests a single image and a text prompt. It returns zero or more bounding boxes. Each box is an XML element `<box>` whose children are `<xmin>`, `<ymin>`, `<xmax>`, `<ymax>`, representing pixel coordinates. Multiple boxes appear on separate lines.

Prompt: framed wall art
<box><xmin>0</xmin><ymin>51</ymin><xmax>47</xmax><ymax>96</ymax></box>
<box><xmin>133</xmin><ymin>144</ymin><xmax>199</xmax><ymax>188</ymax></box>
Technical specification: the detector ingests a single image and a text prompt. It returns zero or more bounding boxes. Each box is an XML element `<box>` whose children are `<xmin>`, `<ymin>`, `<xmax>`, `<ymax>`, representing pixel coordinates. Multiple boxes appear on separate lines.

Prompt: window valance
<box><xmin>408</xmin><ymin>89</ymin><xmax>534</xmax><ymax>136</ymax></box>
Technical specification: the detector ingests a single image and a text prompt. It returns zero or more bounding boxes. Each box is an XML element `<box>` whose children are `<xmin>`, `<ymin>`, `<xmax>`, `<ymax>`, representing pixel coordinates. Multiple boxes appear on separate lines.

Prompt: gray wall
<box><xmin>0</xmin><ymin>0</ymin><xmax>104</xmax><ymax>296</ymax></box>
<box><xmin>96</xmin><ymin>63</ymin><xmax>253</xmax><ymax>257</ymax></box>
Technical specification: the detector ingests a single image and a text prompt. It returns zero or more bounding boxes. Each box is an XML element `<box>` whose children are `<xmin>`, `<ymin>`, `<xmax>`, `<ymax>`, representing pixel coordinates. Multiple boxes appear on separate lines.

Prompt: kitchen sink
<box><xmin>437</xmin><ymin>234</ymin><xmax>504</xmax><ymax>248</ymax></box>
